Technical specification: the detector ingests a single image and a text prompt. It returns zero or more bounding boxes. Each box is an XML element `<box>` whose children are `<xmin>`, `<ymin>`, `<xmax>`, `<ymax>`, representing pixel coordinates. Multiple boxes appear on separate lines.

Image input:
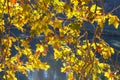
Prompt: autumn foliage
<box><xmin>0</xmin><ymin>0</ymin><xmax>120</xmax><ymax>80</ymax></box>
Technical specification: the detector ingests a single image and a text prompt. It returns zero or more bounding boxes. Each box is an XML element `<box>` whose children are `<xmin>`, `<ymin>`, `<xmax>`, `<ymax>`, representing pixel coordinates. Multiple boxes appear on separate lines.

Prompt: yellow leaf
<box><xmin>82</xmin><ymin>44</ymin><xmax>87</xmax><ymax>49</ymax></box>
<box><xmin>44</xmin><ymin>65</ymin><xmax>50</xmax><ymax>71</ymax></box>
<box><xmin>67</xmin><ymin>10</ymin><xmax>73</xmax><ymax>18</ymax></box>
<box><xmin>78</xmin><ymin>61</ymin><xmax>85</xmax><ymax>66</ymax></box>
<box><xmin>0</xmin><ymin>0</ymin><xmax>4</xmax><ymax>3</ymax></box>
<box><xmin>17</xmin><ymin>66</ymin><xmax>25</xmax><ymax>71</ymax></box>
<box><xmin>70</xmin><ymin>57</ymin><xmax>75</xmax><ymax>63</ymax></box>
<box><xmin>77</xmin><ymin>49</ymin><xmax>82</xmax><ymax>56</ymax></box>
<box><xmin>54</xmin><ymin>49</ymin><xmax>62</xmax><ymax>60</ymax></box>
<box><xmin>91</xmin><ymin>43</ymin><xmax>96</xmax><ymax>49</ymax></box>
<box><xmin>105</xmin><ymin>72</ymin><xmax>109</xmax><ymax>78</ymax></box>
<box><xmin>110</xmin><ymin>48</ymin><xmax>114</xmax><ymax>54</ymax></box>
<box><xmin>104</xmin><ymin>69</ymin><xmax>114</xmax><ymax>80</ymax></box>
<box><xmin>108</xmin><ymin>14</ymin><xmax>120</xmax><ymax>29</ymax></box>
<box><xmin>97</xmin><ymin>69</ymin><xmax>102</xmax><ymax>73</ymax></box>
<box><xmin>113</xmin><ymin>20</ymin><xmax>119</xmax><ymax>29</ymax></box>
<box><xmin>26</xmin><ymin>65</ymin><xmax>34</xmax><ymax>71</ymax></box>
<box><xmin>93</xmin><ymin>73</ymin><xmax>98</xmax><ymax>80</ymax></box>
<box><xmin>10</xmin><ymin>37</ymin><xmax>16</xmax><ymax>42</ymax></box>
<box><xmin>14</xmin><ymin>45</ymin><xmax>20</xmax><ymax>51</ymax></box>
<box><xmin>68</xmin><ymin>72</ymin><xmax>75</xmax><ymax>80</ymax></box>
<box><xmin>22</xmin><ymin>48</ymin><xmax>32</xmax><ymax>55</ymax></box>
<box><xmin>90</xmin><ymin>50</ymin><xmax>94</xmax><ymax>57</ymax></box>
<box><xmin>0</xmin><ymin>68</ymin><xmax>2</xmax><ymax>72</ymax></box>
<box><xmin>61</xmin><ymin>66</ymin><xmax>71</xmax><ymax>72</ymax></box>
<box><xmin>90</xmin><ymin>4</ymin><xmax>101</xmax><ymax>13</ymax></box>
<box><xmin>109</xmin><ymin>17</ymin><xmax>115</xmax><ymax>25</ymax></box>
<box><xmin>39</xmin><ymin>63</ymin><xmax>50</xmax><ymax>71</ymax></box>
<box><xmin>36</xmin><ymin>44</ymin><xmax>44</xmax><ymax>52</ymax></box>
<box><xmin>98</xmin><ymin>63</ymin><xmax>104</xmax><ymax>69</ymax></box>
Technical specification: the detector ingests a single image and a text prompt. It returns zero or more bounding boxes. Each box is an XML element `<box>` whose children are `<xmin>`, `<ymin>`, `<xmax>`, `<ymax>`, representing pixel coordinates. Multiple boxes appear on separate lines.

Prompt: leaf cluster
<box><xmin>0</xmin><ymin>0</ymin><xmax>120</xmax><ymax>80</ymax></box>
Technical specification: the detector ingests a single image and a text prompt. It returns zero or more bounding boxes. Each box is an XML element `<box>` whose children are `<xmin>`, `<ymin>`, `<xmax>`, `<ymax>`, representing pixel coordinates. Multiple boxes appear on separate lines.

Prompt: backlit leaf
<box><xmin>10</xmin><ymin>0</ymin><xmax>17</xmax><ymax>4</ymax></box>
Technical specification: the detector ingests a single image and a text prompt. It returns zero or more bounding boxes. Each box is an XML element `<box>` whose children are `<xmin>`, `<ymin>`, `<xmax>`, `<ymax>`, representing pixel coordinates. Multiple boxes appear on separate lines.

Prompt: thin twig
<box><xmin>100</xmin><ymin>0</ymin><xmax>105</xmax><ymax>15</ymax></box>
<box><xmin>110</xmin><ymin>5</ymin><xmax>120</xmax><ymax>13</ymax></box>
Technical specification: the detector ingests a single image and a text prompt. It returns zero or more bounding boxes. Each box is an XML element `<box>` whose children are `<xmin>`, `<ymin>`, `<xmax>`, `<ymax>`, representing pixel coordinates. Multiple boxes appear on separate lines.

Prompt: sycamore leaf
<box><xmin>108</xmin><ymin>14</ymin><xmax>116</xmax><ymax>25</ymax></box>
<box><xmin>108</xmin><ymin>14</ymin><xmax>120</xmax><ymax>29</ymax></box>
